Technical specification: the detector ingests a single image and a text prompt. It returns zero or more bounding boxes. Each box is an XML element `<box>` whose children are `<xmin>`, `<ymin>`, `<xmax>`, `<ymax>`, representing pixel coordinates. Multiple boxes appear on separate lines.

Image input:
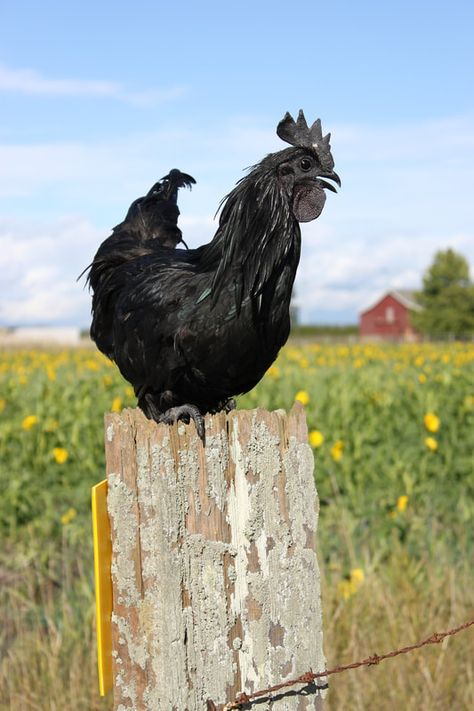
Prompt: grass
<box><xmin>1</xmin><ymin>541</ymin><xmax>108</xmax><ymax>711</ymax></box>
<box><xmin>1</xmin><ymin>341</ymin><xmax>473</xmax><ymax>709</ymax></box>
<box><xmin>323</xmin><ymin>549</ymin><xmax>474</xmax><ymax>710</ymax></box>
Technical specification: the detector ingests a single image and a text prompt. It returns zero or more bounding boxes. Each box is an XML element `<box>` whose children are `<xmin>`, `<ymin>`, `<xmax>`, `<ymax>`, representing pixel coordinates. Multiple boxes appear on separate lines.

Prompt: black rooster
<box><xmin>86</xmin><ymin>110</ymin><xmax>340</xmax><ymax>439</ymax></box>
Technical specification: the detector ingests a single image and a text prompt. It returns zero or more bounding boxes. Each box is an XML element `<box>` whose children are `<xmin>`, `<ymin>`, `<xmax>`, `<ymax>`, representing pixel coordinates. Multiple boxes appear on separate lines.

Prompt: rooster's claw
<box><xmin>224</xmin><ymin>398</ymin><xmax>236</xmax><ymax>413</ymax></box>
<box><xmin>158</xmin><ymin>404</ymin><xmax>205</xmax><ymax>442</ymax></box>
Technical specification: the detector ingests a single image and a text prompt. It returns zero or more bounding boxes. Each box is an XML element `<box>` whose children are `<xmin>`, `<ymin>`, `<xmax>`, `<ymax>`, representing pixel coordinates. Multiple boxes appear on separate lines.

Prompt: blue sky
<box><xmin>1</xmin><ymin>0</ymin><xmax>473</xmax><ymax>326</ymax></box>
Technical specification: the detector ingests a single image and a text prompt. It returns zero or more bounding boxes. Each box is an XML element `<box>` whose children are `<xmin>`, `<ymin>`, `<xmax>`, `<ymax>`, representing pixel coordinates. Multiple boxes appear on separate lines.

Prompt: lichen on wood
<box><xmin>105</xmin><ymin>404</ymin><xmax>325</xmax><ymax>710</ymax></box>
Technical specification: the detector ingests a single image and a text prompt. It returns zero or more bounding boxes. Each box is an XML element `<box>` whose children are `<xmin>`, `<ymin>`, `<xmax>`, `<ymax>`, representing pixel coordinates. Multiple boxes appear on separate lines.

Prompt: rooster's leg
<box><xmin>224</xmin><ymin>398</ymin><xmax>236</xmax><ymax>413</ymax></box>
<box><xmin>158</xmin><ymin>404</ymin><xmax>205</xmax><ymax>442</ymax></box>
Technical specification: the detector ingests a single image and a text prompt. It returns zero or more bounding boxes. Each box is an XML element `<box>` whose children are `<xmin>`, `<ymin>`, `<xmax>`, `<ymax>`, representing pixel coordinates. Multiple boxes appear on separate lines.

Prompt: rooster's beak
<box><xmin>318</xmin><ymin>171</ymin><xmax>341</xmax><ymax>192</ymax></box>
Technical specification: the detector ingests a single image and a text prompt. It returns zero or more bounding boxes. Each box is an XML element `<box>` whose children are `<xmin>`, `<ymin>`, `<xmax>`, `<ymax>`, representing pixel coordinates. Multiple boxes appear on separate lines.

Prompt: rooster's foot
<box><xmin>158</xmin><ymin>404</ymin><xmax>205</xmax><ymax>442</ymax></box>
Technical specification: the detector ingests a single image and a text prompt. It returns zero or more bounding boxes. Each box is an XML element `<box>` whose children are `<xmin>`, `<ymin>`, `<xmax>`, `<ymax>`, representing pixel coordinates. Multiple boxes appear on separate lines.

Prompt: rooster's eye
<box><xmin>300</xmin><ymin>157</ymin><xmax>313</xmax><ymax>172</ymax></box>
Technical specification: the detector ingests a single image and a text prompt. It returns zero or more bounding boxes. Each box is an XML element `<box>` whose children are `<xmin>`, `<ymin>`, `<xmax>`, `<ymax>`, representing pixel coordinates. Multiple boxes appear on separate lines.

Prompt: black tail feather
<box><xmin>85</xmin><ymin>170</ymin><xmax>195</xmax><ymax>358</ymax></box>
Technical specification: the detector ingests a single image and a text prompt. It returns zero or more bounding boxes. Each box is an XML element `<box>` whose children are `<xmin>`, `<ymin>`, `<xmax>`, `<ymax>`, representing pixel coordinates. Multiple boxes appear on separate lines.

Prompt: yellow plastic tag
<box><xmin>91</xmin><ymin>479</ymin><xmax>113</xmax><ymax>696</ymax></box>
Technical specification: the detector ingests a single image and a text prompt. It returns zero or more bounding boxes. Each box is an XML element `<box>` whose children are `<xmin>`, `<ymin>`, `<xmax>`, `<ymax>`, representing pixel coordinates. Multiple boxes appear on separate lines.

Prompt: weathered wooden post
<box><xmin>104</xmin><ymin>403</ymin><xmax>326</xmax><ymax>710</ymax></box>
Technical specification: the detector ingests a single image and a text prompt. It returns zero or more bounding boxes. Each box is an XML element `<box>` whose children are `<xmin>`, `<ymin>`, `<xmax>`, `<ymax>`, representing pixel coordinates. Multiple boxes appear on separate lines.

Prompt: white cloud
<box><xmin>0</xmin><ymin>217</ymin><xmax>102</xmax><ymax>326</ymax></box>
<box><xmin>6</xmin><ymin>278</ymin><xmax>86</xmax><ymax>324</ymax></box>
<box><xmin>0</xmin><ymin>122</ymin><xmax>275</xmax><ymax>205</ymax></box>
<box><xmin>0</xmin><ymin>64</ymin><xmax>119</xmax><ymax>96</ymax></box>
<box><xmin>0</xmin><ymin>63</ymin><xmax>185</xmax><ymax>105</ymax></box>
<box><xmin>295</xmin><ymin>224</ymin><xmax>474</xmax><ymax>322</ymax></box>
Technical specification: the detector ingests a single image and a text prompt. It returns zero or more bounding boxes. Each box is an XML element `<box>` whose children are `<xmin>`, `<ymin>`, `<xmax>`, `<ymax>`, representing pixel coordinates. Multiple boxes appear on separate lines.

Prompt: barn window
<box><xmin>385</xmin><ymin>306</ymin><xmax>395</xmax><ymax>323</ymax></box>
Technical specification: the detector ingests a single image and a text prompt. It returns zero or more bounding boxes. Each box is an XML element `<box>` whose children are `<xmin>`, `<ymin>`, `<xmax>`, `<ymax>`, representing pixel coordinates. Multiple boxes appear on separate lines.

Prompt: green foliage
<box><xmin>412</xmin><ymin>248</ymin><xmax>474</xmax><ymax>337</ymax></box>
<box><xmin>420</xmin><ymin>248</ymin><xmax>470</xmax><ymax>294</ymax></box>
<box><xmin>290</xmin><ymin>323</ymin><xmax>358</xmax><ymax>338</ymax></box>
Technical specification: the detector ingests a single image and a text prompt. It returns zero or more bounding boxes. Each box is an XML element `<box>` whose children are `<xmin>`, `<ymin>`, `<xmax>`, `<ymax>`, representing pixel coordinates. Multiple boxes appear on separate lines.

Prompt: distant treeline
<box><xmin>290</xmin><ymin>324</ymin><xmax>359</xmax><ymax>338</ymax></box>
<box><xmin>79</xmin><ymin>324</ymin><xmax>360</xmax><ymax>341</ymax></box>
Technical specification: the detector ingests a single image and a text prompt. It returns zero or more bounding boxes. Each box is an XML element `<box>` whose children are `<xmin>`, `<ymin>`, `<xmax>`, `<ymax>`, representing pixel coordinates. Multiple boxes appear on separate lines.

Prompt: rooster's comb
<box><xmin>277</xmin><ymin>110</ymin><xmax>332</xmax><ymax>154</ymax></box>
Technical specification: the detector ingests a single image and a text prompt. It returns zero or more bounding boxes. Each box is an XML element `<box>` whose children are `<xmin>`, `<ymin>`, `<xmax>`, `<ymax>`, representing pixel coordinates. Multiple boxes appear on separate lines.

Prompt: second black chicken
<box><xmin>87</xmin><ymin>110</ymin><xmax>340</xmax><ymax>438</ymax></box>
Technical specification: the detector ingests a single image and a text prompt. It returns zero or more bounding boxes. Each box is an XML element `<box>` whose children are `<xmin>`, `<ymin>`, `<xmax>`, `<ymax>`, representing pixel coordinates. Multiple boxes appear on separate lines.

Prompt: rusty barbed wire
<box><xmin>207</xmin><ymin>617</ymin><xmax>474</xmax><ymax>710</ymax></box>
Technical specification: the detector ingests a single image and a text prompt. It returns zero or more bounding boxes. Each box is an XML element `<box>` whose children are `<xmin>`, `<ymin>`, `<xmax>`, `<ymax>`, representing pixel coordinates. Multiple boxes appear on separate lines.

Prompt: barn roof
<box><xmin>360</xmin><ymin>289</ymin><xmax>422</xmax><ymax>315</ymax></box>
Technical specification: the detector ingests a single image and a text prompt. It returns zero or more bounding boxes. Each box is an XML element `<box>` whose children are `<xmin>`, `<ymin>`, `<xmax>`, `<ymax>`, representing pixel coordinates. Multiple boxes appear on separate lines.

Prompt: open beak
<box><xmin>317</xmin><ymin>171</ymin><xmax>341</xmax><ymax>193</ymax></box>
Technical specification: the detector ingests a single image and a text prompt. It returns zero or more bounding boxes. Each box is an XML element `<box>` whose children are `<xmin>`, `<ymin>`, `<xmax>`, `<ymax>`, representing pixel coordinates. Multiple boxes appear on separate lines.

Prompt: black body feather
<box><xmin>86</xmin><ymin>112</ymin><xmax>339</xmax><ymax>425</ymax></box>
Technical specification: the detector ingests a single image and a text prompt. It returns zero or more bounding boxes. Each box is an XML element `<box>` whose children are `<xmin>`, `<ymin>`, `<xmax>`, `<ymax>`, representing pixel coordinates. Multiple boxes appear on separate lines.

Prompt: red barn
<box><xmin>359</xmin><ymin>290</ymin><xmax>422</xmax><ymax>341</ymax></box>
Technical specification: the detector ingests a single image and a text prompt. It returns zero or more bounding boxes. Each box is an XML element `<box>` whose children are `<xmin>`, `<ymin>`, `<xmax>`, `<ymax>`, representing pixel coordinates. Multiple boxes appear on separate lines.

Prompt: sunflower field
<box><xmin>1</xmin><ymin>341</ymin><xmax>473</xmax><ymax>710</ymax></box>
